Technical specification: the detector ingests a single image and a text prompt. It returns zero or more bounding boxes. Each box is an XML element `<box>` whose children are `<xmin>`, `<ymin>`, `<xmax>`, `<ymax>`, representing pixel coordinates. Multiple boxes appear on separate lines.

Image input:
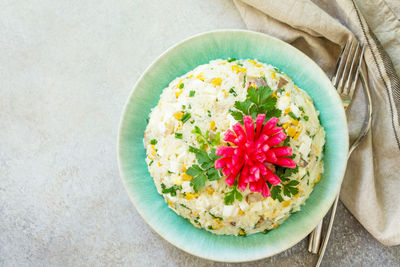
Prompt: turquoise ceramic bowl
<box><xmin>118</xmin><ymin>30</ymin><xmax>348</xmax><ymax>262</ymax></box>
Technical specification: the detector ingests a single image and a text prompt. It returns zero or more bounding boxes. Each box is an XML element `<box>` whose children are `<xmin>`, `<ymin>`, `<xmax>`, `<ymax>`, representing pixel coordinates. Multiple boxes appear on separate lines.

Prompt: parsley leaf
<box><xmin>187</xmin><ymin>148</ymin><xmax>221</xmax><ymax>192</ymax></box>
<box><xmin>270</xmin><ymin>185</ymin><xmax>284</xmax><ymax>202</ymax></box>
<box><xmin>224</xmin><ymin>185</ymin><xmax>243</xmax><ymax>205</ymax></box>
<box><xmin>175</xmin><ymin>132</ymin><xmax>183</xmax><ymax>139</ymax></box>
<box><xmin>227</xmin><ymin>58</ymin><xmax>236</xmax><ymax>62</ymax></box>
<box><xmin>179</xmin><ymin>83</ymin><xmax>184</xmax><ymax>89</ymax></box>
<box><xmin>189</xmin><ymin>90</ymin><xmax>195</xmax><ymax>97</ymax></box>
<box><xmin>190</xmin><ymin>173</ymin><xmax>207</xmax><ymax>192</ymax></box>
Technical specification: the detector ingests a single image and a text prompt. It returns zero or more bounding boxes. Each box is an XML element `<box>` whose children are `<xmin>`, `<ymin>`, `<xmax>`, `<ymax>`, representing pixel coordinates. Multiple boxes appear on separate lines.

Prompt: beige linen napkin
<box><xmin>233</xmin><ymin>0</ymin><xmax>400</xmax><ymax>246</ymax></box>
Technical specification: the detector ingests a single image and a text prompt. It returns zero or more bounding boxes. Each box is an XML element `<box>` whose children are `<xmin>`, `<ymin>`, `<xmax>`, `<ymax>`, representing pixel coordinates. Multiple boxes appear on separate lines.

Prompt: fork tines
<box><xmin>331</xmin><ymin>40</ymin><xmax>366</xmax><ymax>106</ymax></box>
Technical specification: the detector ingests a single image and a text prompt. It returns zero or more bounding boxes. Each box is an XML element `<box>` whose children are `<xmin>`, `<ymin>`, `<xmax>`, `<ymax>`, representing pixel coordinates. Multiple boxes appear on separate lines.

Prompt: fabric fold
<box><xmin>234</xmin><ymin>0</ymin><xmax>400</xmax><ymax>246</ymax></box>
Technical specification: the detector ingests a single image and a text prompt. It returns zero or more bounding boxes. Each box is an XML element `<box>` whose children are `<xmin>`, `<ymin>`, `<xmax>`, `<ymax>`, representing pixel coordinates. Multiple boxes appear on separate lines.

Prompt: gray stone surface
<box><xmin>0</xmin><ymin>0</ymin><xmax>399</xmax><ymax>266</ymax></box>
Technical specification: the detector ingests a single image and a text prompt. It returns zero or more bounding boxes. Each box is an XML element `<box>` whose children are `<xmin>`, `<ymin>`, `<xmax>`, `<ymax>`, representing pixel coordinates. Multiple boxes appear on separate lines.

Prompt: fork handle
<box><xmin>314</xmin><ymin>67</ymin><xmax>372</xmax><ymax>267</ymax></box>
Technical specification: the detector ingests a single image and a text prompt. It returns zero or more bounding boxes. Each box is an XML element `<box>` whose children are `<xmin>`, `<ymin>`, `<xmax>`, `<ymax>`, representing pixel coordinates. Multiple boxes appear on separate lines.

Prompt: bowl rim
<box><xmin>117</xmin><ymin>29</ymin><xmax>349</xmax><ymax>262</ymax></box>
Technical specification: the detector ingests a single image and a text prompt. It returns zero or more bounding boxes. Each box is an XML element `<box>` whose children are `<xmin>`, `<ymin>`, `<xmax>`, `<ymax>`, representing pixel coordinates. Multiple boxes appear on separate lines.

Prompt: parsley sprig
<box><xmin>186</xmin><ymin>147</ymin><xmax>221</xmax><ymax>192</ymax></box>
<box><xmin>229</xmin><ymin>86</ymin><xmax>281</xmax><ymax>123</ymax></box>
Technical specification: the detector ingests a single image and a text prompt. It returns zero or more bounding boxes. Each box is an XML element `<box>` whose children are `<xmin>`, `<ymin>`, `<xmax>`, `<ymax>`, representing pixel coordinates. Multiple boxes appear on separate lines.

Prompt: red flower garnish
<box><xmin>214</xmin><ymin>114</ymin><xmax>296</xmax><ymax>197</ymax></box>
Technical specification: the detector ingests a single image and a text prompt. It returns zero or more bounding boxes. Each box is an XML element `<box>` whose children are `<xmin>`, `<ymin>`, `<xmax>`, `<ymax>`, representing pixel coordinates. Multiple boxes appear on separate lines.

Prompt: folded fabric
<box><xmin>234</xmin><ymin>0</ymin><xmax>400</xmax><ymax>246</ymax></box>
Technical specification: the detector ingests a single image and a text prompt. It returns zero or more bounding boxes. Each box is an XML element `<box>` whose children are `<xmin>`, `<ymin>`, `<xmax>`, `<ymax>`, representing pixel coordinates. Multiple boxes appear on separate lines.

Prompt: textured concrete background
<box><xmin>0</xmin><ymin>0</ymin><xmax>399</xmax><ymax>266</ymax></box>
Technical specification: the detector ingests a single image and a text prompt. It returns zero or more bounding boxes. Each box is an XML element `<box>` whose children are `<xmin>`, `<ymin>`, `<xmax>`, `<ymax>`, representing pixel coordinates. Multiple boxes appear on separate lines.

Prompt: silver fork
<box><xmin>308</xmin><ymin>40</ymin><xmax>370</xmax><ymax>262</ymax></box>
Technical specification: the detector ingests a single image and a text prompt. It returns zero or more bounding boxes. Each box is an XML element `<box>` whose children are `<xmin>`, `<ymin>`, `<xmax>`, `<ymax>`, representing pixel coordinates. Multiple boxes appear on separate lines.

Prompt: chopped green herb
<box><xmin>175</xmin><ymin>132</ymin><xmax>183</xmax><ymax>139</ymax></box>
<box><xmin>182</xmin><ymin>105</ymin><xmax>186</xmax><ymax>110</ymax></box>
<box><xmin>209</xmin><ymin>212</ymin><xmax>223</xmax><ymax>221</ymax></box>
<box><xmin>303</xmin><ymin>115</ymin><xmax>309</xmax><ymax>121</ymax></box>
<box><xmin>243</xmin><ymin>75</ymin><xmax>247</xmax><ymax>87</ymax></box>
<box><xmin>167</xmin><ymin>170</ymin><xmax>174</xmax><ymax>174</ymax></box>
<box><xmin>189</xmin><ymin>90</ymin><xmax>195</xmax><ymax>97</ymax></box>
<box><xmin>299</xmin><ymin>106</ymin><xmax>304</xmax><ymax>112</ymax></box>
<box><xmin>161</xmin><ymin>183</ymin><xmax>182</xmax><ymax>196</ymax></box>
<box><xmin>190</xmin><ymin>120</ymin><xmax>195</xmax><ymax>124</ymax></box>
<box><xmin>207</xmin><ymin>110</ymin><xmax>212</xmax><ymax>117</ymax></box>
<box><xmin>288</xmin><ymin>111</ymin><xmax>299</xmax><ymax>120</ymax></box>
<box><xmin>194</xmin><ymin>219</ymin><xmax>199</xmax><ymax>224</ymax></box>
<box><xmin>180</xmin><ymin>203</ymin><xmax>189</xmax><ymax>209</ymax></box>
<box><xmin>180</xmin><ymin>112</ymin><xmax>191</xmax><ymax>123</ymax></box>
<box><xmin>224</xmin><ymin>185</ymin><xmax>243</xmax><ymax>205</ymax></box>
<box><xmin>227</xmin><ymin>58</ymin><xmax>236</xmax><ymax>62</ymax></box>
<box><xmin>208</xmin><ymin>226</ymin><xmax>214</xmax><ymax>230</ymax></box>
<box><xmin>146</xmin><ymin>118</ymin><xmax>149</xmax><ymax>124</ymax></box>
<box><xmin>307</xmin><ymin>170</ymin><xmax>310</xmax><ymax>177</ymax></box>
<box><xmin>229</xmin><ymin>87</ymin><xmax>237</xmax><ymax>97</ymax></box>
<box><xmin>188</xmin><ymin>104</ymin><xmax>192</xmax><ymax>109</ymax></box>
<box><xmin>316</xmin><ymin>156</ymin><xmax>319</xmax><ymax>161</ymax></box>
<box><xmin>179</xmin><ymin>83</ymin><xmax>184</xmax><ymax>89</ymax></box>
<box><xmin>150</xmin><ymin>139</ymin><xmax>157</xmax><ymax>145</ymax></box>
<box><xmin>149</xmin><ymin>160</ymin><xmax>154</xmax><ymax>166</ymax></box>
<box><xmin>237</xmin><ymin>63</ymin><xmax>243</xmax><ymax>66</ymax></box>
<box><xmin>262</xmin><ymin>229</ymin><xmax>271</xmax><ymax>234</ymax></box>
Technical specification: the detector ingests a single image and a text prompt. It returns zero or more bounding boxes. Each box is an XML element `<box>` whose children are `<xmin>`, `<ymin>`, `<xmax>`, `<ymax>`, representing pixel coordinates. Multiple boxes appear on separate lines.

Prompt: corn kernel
<box><xmin>189</xmin><ymin>74</ymin><xmax>193</xmax><ymax>79</ymax></box>
<box><xmin>182</xmin><ymin>173</ymin><xmax>192</xmax><ymax>181</ymax></box>
<box><xmin>175</xmin><ymin>90</ymin><xmax>183</xmax><ymax>98</ymax></box>
<box><xmin>284</xmin><ymin>108</ymin><xmax>291</xmax><ymax>115</ymax></box>
<box><xmin>182</xmin><ymin>164</ymin><xmax>187</xmax><ymax>172</ymax></box>
<box><xmin>232</xmin><ymin>65</ymin><xmax>246</xmax><ymax>73</ymax></box>
<box><xmin>238</xmin><ymin>209</ymin><xmax>244</xmax><ymax>215</ymax></box>
<box><xmin>196</xmin><ymin>73</ymin><xmax>205</xmax><ymax>81</ymax></box>
<box><xmin>255</xmin><ymin>63</ymin><xmax>262</xmax><ymax>67</ymax></box>
<box><xmin>158</xmin><ymin>162</ymin><xmax>162</xmax><ymax>167</ymax></box>
<box><xmin>203</xmin><ymin>144</ymin><xmax>208</xmax><ymax>151</ymax></box>
<box><xmin>283</xmin><ymin>123</ymin><xmax>290</xmax><ymax>130</ymax></box>
<box><xmin>295</xmin><ymin>86</ymin><xmax>300</xmax><ymax>92</ymax></box>
<box><xmin>315</xmin><ymin>173</ymin><xmax>322</xmax><ymax>183</ymax></box>
<box><xmin>248</xmin><ymin>59</ymin><xmax>257</xmax><ymax>64</ymax></box>
<box><xmin>206</xmin><ymin>186</ymin><xmax>214</xmax><ymax>195</ymax></box>
<box><xmin>222</xmin><ymin>89</ymin><xmax>228</xmax><ymax>96</ymax></box>
<box><xmin>282</xmin><ymin>200</ymin><xmax>291</xmax><ymax>207</ymax></box>
<box><xmin>271</xmin><ymin>92</ymin><xmax>277</xmax><ymax>98</ymax></box>
<box><xmin>285</xmin><ymin>92</ymin><xmax>290</xmax><ymax>97</ymax></box>
<box><xmin>239</xmin><ymin>229</ymin><xmax>245</xmax><ymax>236</ymax></box>
<box><xmin>260</xmin><ymin>71</ymin><xmax>265</xmax><ymax>76</ymax></box>
<box><xmin>167</xmin><ymin>199</ymin><xmax>173</xmax><ymax>207</ymax></box>
<box><xmin>211</xmin><ymin>77</ymin><xmax>222</xmax><ymax>87</ymax></box>
<box><xmin>185</xmin><ymin>193</ymin><xmax>199</xmax><ymax>200</ymax></box>
<box><xmin>271</xmin><ymin>71</ymin><xmax>277</xmax><ymax>80</ymax></box>
<box><xmin>210</xmin><ymin>121</ymin><xmax>216</xmax><ymax>131</ymax></box>
<box><xmin>287</xmin><ymin>127</ymin><xmax>296</xmax><ymax>137</ymax></box>
<box><xmin>173</xmin><ymin>111</ymin><xmax>184</xmax><ymax>120</ymax></box>
<box><xmin>290</xmin><ymin>119</ymin><xmax>299</xmax><ymax>126</ymax></box>
<box><xmin>273</xmin><ymin>224</ymin><xmax>279</xmax><ymax>229</ymax></box>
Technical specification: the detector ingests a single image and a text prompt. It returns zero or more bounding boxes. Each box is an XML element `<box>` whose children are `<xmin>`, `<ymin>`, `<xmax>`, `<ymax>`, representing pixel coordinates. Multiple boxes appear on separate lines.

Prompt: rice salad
<box><xmin>143</xmin><ymin>59</ymin><xmax>325</xmax><ymax>236</ymax></box>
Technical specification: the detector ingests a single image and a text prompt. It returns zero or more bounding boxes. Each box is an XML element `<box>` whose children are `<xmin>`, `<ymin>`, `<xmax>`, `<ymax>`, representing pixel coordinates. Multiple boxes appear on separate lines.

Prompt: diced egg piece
<box><xmin>223</xmin><ymin>205</ymin><xmax>238</xmax><ymax>217</ymax></box>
